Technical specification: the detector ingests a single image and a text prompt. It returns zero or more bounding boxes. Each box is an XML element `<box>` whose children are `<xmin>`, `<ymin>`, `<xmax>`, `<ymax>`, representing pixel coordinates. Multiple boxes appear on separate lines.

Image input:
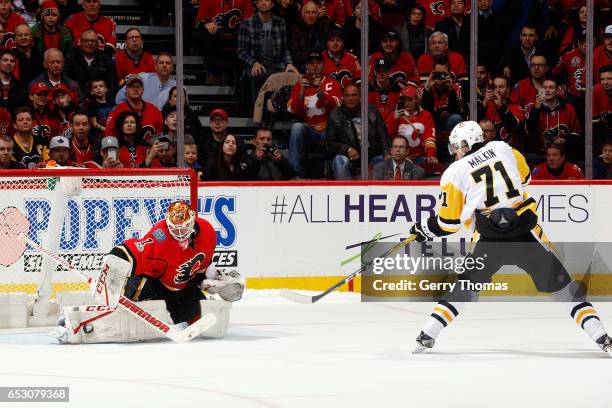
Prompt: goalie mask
<box><xmin>166</xmin><ymin>201</ymin><xmax>196</xmax><ymax>242</ymax></box>
<box><xmin>448</xmin><ymin>120</ymin><xmax>484</xmax><ymax>156</ymax></box>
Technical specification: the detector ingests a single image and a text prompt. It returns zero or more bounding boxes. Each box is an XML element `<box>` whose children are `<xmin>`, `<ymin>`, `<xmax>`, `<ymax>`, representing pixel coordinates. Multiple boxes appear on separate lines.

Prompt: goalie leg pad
<box><xmin>93</xmin><ymin>255</ymin><xmax>131</xmax><ymax>307</ymax></box>
<box><xmin>57</xmin><ymin>300</ymin><xmax>171</xmax><ymax>344</ymax></box>
<box><xmin>199</xmin><ymin>299</ymin><xmax>232</xmax><ymax>339</ymax></box>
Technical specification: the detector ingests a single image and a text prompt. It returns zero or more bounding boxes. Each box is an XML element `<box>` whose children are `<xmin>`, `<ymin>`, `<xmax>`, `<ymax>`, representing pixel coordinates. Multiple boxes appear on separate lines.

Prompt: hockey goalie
<box><xmin>55</xmin><ymin>200</ymin><xmax>245</xmax><ymax>344</ymax></box>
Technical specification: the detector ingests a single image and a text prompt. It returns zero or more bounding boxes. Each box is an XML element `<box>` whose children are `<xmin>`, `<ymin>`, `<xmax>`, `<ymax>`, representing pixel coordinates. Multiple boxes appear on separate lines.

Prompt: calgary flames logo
<box><xmin>174</xmin><ymin>252</ymin><xmax>206</xmax><ymax>284</ymax></box>
<box><xmin>141</xmin><ymin>125</ymin><xmax>156</xmax><ymax>144</ymax></box>
<box><xmin>430</xmin><ymin>1</ymin><xmax>445</xmax><ymax>15</ymax></box>
<box><xmin>330</xmin><ymin>69</ymin><xmax>353</xmax><ymax>88</ymax></box>
<box><xmin>214</xmin><ymin>9</ymin><xmax>243</xmax><ymax>35</ymax></box>
<box><xmin>33</xmin><ymin>124</ymin><xmax>52</xmax><ymax>140</ymax></box>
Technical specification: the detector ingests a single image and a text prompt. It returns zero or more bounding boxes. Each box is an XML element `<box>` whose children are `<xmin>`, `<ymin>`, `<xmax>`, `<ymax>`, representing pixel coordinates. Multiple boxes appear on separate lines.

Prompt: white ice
<box><xmin>1</xmin><ymin>291</ymin><xmax>612</xmax><ymax>408</ymax></box>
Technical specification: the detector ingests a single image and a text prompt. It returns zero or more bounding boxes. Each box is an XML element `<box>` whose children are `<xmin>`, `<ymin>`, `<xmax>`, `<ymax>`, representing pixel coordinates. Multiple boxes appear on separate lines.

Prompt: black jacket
<box><xmin>326</xmin><ymin>105</ymin><xmax>389</xmax><ymax>161</ymax></box>
<box><xmin>64</xmin><ymin>48</ymin><xmax>117</xmax><ymax>97</ymax></box>
<box><xmin>245</xmin><ymin>153</ymin><xmax>296</xmax><ymax>180</ymax></box>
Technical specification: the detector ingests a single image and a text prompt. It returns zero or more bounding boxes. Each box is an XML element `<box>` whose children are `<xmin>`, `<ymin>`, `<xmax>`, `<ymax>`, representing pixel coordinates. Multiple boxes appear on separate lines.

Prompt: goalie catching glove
<box><xmin>200</xmin><ymin>265</ymin><xmax>245</xmax><ymax>302</ymax></box>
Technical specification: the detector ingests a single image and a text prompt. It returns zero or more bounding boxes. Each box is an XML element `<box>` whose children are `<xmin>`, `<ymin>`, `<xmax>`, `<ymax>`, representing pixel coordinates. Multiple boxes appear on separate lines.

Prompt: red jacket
<box><xmin>483</xmin><ymin>100</ymin><xmax>524</xmax><ymax>145</ymax></box>
<box><xmin>525</xmin><ymin>99</ymin><xmax>582</xmax><ymax>154</ymax></box>
<box><xmin>115</xmin><ymin>49</ymin><xmax>156</xmax><ymax>83</ymax></box>
<box><xmin>288</xmin><ymin>76</ymin><xmax>342</xmax><ymax>132</ymax></box>
<box><xmin>195</xmin><ymin>0</ymin><xmax>253</xmax><ymax>38</ymax></box>
<box><xmin>593</xmin><ymin>83</ymin><xmax>612</xmax><ymax>120</ymax></box>
<box><xmin>368</xmin><ymin>80</ymin><xmax>401</xmax><ymax>123</ymax></box>
<box><xmin>552</xmin><ymin>48</ymin><xmax>585</xmax><ymax>98</ymax></box>
<box><xmin>593</xmin><ymin>45</ymin><xmax>612</xmax><ymax>79</ymax></box>
<box><xmin>65</xmin><ymin>12</ymin><xmax>117</xmax><ymax>52</ymax></box>
<box><xmin>368</xmin><ymin>51</ymin><xmax>418</xmax><ymax>85</ymax></box>
<box><xmin>385</xmin><ymin>108</ymin><xmax>436</xmax><ymax>159</ymax></box>
<box><xmin>532</xmin><ymin>162</ymin><xmax>584</xmax><ymax>180</ymax></box>
<box><xmin>0</xmin><ymin>11</ymin><xmax>26</xmax><ymax>50</ymax></box>
<box><xmin>322</xmin><ymin>50</ymin><xmax>361</xmax><ymax>88</ymax></box>
<box><xmin>105</xmin><ymin>101</ymin><xmax>163</xmax><ymax>144</ymax></box>
<box><xmin>417</xmin><ymin>51</ymin><xmax>468</xmax><ymax>82</ymax></box>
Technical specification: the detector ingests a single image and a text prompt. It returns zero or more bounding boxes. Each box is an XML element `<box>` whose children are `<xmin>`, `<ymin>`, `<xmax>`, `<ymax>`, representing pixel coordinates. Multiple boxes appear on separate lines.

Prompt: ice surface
<box><xmin>1</xmin><ymin>291</ymin><xmax>611</xmax><ymax>408</ymax></box>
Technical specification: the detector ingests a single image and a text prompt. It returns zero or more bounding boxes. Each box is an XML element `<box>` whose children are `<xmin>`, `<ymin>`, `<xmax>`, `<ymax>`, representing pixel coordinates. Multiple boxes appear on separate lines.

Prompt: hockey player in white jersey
<box><xmin>408</xmin><ymin>121</ymin><xmax>612</xmax><ymax>356</ymax></box>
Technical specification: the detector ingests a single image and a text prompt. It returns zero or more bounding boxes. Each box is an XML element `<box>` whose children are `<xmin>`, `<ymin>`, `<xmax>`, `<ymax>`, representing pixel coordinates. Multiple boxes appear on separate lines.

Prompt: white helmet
<box><xmin>448</xmin><ymin>121</ymin><xmax>484</xmax><ymax>155</ymax></box>
<box><xmin>166</xmin><ymin>200</ymin><xmax>196</xmax><ymax>242</ymax></box>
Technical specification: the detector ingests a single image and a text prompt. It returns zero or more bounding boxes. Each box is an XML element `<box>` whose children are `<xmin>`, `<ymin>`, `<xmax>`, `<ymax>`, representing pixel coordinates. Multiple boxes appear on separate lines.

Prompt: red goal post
<box><xmin>0</xmin><ymin>168</ymin><xmax>198</xmax><ymax>302</ymax></box>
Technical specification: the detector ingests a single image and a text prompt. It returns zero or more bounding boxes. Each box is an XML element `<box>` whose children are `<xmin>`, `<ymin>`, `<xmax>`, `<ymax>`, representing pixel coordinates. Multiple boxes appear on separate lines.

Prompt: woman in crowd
<box><xmin>115</xmin><ymin>110</ymin><xmax>147</xmax><ymax>168</ymax></box>
<box><xmin>205</xmin><ymin>134</ymin><xmax>248</xmax><ymax>181</ymax></box>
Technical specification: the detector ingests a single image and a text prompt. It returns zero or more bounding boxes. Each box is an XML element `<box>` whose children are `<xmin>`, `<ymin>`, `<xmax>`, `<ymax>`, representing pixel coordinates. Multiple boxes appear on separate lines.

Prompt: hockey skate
<box><xmin>413</xmin><ymin>331</ymin><xmax>435</xmax><ymax>354</ymax></box>
<box><xmin>596</xmin><ymin>334</ymin><xmax>612</xmax><ymax>357</ymax></box>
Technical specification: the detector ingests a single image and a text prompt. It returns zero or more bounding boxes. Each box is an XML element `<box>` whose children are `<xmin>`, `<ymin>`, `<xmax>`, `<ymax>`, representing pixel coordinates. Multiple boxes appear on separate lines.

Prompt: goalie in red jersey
<box><xmin>105</xmin><ymin>200</ymin><xmax>245</xmax><ymax>325</ymax></box>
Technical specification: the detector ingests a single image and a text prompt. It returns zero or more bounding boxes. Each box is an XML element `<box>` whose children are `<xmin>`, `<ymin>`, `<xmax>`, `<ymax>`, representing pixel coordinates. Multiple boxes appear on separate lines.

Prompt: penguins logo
<box><xmin>174</xmin><ymin>252</ymin><xmax>206</xmax><ymax>284</ymax></box>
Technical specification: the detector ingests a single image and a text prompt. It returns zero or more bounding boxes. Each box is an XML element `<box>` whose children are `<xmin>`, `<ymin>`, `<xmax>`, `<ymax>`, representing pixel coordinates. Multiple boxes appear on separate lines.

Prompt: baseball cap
<box><xmin>400</xmin><ymin>85</ymin><xmax>418</xmax><ymax>98</ymax></box>
<box><xmin>51</xmin><ymin>83</ymin><xmax>70</xmax><ymax>97</ymax></box>
<box><xmin>210</xmin><ymin>108</ymin><xmax>228</xmax><ymax>121</ymax></box>
<box><xmin>307</xmin><ymin>52</ymin><xmax>324</xmax><ymax>62</ymax></box>
<box><xmin>327</xmin><ymin>28</ymin><xmax>344</xmax><ymax>41</ymax></box>
<box><xmin>125</xmin><ymin>75</ymin><xmax>144</xmax><ymax>86</ymax></box>
<box><xmin>381</xmin><ymin>30</ymin><xmax>399</xmax><ymax>40</ymax></box>
<box><xmin>374</xmin><ymin>57</ymin><xmax>391</xmax><ymax>72</ymax></box>
<box><xmin>40</xmin><ymin>1</ymin><xmax>59</xmax><ymax>11</ymax></box>
<box><xmin>100</xmin><ymin>136</ymin><xmax>119</xmax><ymax>150</ymax></box>
<box><xmin>29</xmin><ymin>82</ymin><xmax>50</xmax><ymax>95</ymax></box>
<box><xmin>49</xmin><ymin>136</ymin><xmax>69</xmax><ymax>150</ymax></box>
<box><xmin>606</xmin><ymin>25</ymin><xmax>612</xmax><ymax>36</ymax></box>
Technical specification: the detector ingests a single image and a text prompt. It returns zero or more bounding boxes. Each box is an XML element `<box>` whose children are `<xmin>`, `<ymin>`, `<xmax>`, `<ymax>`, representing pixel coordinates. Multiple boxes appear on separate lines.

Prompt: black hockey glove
<box><xmin>410</xmin><ymin>220</ymin><xmax>435</xmax><ymax>242</ymax></box>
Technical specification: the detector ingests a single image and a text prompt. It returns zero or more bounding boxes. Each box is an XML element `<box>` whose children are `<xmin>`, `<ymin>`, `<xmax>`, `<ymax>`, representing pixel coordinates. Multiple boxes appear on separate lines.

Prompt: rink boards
<box><xmin>1</xmin><ymin>181</ymin><xmax>611</xmax><ymax>297</ymax></box>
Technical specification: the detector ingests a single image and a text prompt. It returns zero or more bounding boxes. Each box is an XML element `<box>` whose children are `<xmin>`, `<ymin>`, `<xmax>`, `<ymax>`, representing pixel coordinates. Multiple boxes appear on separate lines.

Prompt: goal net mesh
<box><xmin>0</xmin><ymin>169</ymin><xmax>197</xmax><ymax>300</ymax></box>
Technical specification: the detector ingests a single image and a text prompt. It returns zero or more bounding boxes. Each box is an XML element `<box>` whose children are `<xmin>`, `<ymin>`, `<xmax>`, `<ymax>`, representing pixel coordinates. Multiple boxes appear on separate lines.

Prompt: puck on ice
<box><xmin>83</xmin><ymin>323</ymin><xmax>94</xmax><ymax>333</ymax></box>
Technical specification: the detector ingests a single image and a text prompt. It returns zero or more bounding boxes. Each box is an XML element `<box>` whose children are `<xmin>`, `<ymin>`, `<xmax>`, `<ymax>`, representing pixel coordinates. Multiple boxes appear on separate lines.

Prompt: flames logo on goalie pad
<box><xmin>174</xmin><ymin>252</ymin><xmax>206</xmax><ymax>284</ymax></box>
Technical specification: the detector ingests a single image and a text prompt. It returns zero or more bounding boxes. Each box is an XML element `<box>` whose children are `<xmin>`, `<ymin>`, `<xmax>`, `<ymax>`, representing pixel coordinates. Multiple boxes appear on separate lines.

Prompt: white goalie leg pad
<box><xmin>92</xmin><ymin>255</ymin><xmax>131</xmax><ymax>307</ymax></box>
<box><xmin>57</xmin><ymin>300</ymin><xmax>171</xmax><ymax>344</ymax></box>
<box><xmin>199</xmin><ymin>299</ymin><xmax>232</xmax><ymax>339</ymax></box>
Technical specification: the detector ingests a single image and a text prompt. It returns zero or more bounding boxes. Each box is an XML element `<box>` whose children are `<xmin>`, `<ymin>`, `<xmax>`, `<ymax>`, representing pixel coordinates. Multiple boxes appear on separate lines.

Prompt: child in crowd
<box><xmin>88</xmin><ymin>79</ymin><xmax>114</xmax><ymax>141</ymax></box>
<box><xmin>184</xmin><ymin>135</ymin><xmax>203</xmax><ymax>180</ymax></box>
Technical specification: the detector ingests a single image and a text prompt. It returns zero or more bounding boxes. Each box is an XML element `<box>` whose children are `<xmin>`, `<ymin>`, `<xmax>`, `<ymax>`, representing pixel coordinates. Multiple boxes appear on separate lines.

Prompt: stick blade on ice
<box><xmin>280</xmin><ymin>289</ymin><xmax>315</xmax><ymax>304</ymax></box>
<box><xmin>168</xmin><ymin>313</ymin><xmax>217</xmax><ymax>343</ymax></box>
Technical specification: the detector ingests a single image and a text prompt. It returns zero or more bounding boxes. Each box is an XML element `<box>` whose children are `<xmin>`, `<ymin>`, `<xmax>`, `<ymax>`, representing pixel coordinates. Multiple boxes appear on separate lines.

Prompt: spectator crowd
<box><xmin>0</xmin><ymin>0</ymin><xmax>609</xmax><ymax>181</ymax></box>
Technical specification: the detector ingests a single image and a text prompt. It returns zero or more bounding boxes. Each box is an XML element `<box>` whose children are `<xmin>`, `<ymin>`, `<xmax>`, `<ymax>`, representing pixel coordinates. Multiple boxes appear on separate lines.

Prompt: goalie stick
<box><xmin>0</xmin><ymin>207</ymin><xmax>215</xmax><ymax>343</ymax></box>
<box><xmin>281</xmin><ymin>234</ymin><xmax>418</xmax><ymax>304</ymax></box>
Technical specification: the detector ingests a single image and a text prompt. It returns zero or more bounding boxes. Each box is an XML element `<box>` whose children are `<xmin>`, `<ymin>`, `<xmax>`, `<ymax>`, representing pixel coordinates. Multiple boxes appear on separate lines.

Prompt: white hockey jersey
<box><xmin>433</xmin><ymin>141</ymin><xmax>536</xmax><ymax>235</ymax></box>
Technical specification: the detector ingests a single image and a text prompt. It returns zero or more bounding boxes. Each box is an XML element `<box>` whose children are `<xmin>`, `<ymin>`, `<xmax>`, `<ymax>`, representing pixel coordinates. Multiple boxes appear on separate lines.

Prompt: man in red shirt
<box><xmin>481</xmin><ymin>76</ymin><xmax>524</xmax><ymax>147</ymax></box>
<box><xmin>367</xmin><ymin>57</ymin><xmax>401</xmax><ymax>123</ymax></box>
<box><xmin>532</xmin><ymin>143</ymin><xmax>584</xmax><ymax>180</ymax></box>
<box><xmin>321</xmin><ymin>28</ymin><xmax>361</xmax><ymax>88</ymax></box>
<box><xmin>64</xmin><ymin>0</ymin><xmax>116</xmax><ymax>54</ymax></box>
<box><xmin>594</xmin><ymin>25</ymin><xmax>612</xmax><ymax>79</ymax></box>
<box><xmin>288</xmin><ymin>52</ymin><xmax>342</xmax><ymax>175</ymax></box>
<box><xmin>114</xmin><ymin>27</ymin><xmax>155</xmax><ymax>85</ymax></box>
<box><xmin>553</xmin><ymin>30</ymin><xmax>586</xmax><ymax>123</ymax></box>
<box><xmin>368</xmin><ymin>30</ymin><xmax>418</xmax><ymax>86</ymax></box>
<box><xmin>0</xmin><ymin>0</ymin><xmax>26</xmax><ymax>50</ymax></box>
<box><xmin>69</xmin><ymin>111</ymin><xmax>95</xmax><ymax>165</ymax></box>
<box><xmin>510</xmin><ymin>53</ymin><xmax>549</xmax><ymax>113</ymax></box>
<box><xmin>524</xmin><ymin>78</ymin><xmax>582</xmax><ymax>161</ymax></box>
<box><xmin>593</xmin><ymin>64</ymin><xmax>612</xmax><ymax>147</ymax></box>
<box><xmin>416</xmin><ymin>31</ymin><xmax>467</xmax><ymax>83</ymax></box>
<box><xmin>104</xmin><ymin>76</ymin><xmax>163</xmax><ymax>144</ymax></box>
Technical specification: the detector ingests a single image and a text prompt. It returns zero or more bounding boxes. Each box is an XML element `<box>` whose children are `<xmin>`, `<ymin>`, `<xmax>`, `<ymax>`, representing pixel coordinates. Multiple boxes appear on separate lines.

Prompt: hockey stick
<box><xmin>281</xmin><ymin>234</ymin><xmax>418</xmax><ymax>304</ymax></box>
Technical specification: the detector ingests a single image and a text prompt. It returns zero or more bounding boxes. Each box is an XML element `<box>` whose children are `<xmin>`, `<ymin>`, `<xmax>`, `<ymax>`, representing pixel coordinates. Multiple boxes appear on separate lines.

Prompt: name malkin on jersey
<box><xmin>467</xmin><ymin>148</ymin><xmax>497</xmax><ymax>168</ymax></box>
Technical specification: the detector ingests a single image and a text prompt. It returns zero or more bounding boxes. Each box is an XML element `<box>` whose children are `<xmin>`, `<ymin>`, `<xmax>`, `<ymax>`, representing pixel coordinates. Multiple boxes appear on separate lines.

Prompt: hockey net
<box><xmin>0</xmin><ymin>168</ymin><xmax>198</xmax><ymax>302</ymax></box>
